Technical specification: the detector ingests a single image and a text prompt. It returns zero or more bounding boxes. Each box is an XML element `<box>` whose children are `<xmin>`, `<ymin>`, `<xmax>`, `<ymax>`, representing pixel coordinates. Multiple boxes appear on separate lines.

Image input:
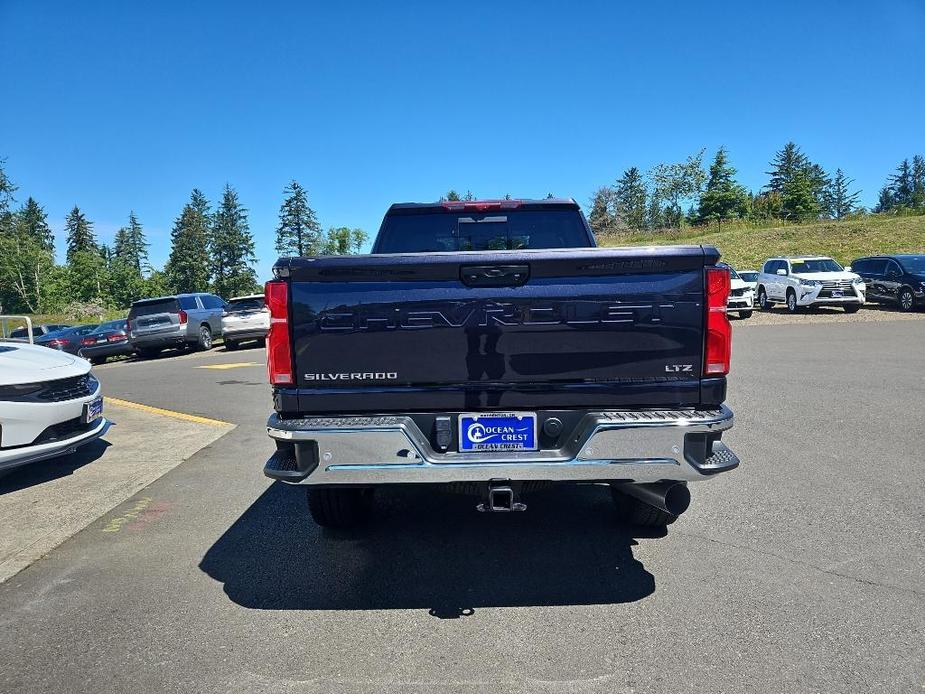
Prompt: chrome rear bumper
<box><xmin>265</xmin><ymin>407</ymin><xmax>739</xmax><ymax>486</ymax></box>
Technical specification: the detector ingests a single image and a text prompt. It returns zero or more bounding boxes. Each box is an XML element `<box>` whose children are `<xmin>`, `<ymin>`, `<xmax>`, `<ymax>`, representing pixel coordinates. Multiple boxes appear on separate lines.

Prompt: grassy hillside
<box><xmin>597</xmin><ymin>214</ymin><xmax>925</xmax><ymax>270</ymax></box>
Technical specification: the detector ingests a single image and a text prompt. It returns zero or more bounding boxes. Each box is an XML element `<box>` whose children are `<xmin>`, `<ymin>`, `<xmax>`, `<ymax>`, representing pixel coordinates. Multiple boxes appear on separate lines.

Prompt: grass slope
<box><xmin>597</xmin><ymin>214</ymin><xmax>925</xmax><ymax>269</ymax></box>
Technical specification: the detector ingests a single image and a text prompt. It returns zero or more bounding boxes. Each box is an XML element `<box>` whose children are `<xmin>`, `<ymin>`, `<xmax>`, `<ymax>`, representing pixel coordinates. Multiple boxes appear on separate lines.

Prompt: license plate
<box><xmin>96</xmin><ymin>338</ymin><xmax>106</xmax><ymax>344</ymax></box>
<box><xmin>458</xmin><ymin>412</ymin><xmax>537</xmax><ymax>452</ymax></box>
<box><xmin>82</xmin><ymin>396</ymin><xmax>103</xmax><ymax>424</ymax></box>
<box><xmin>831</xmin><ymin>290</ymin><xmax>843</xmax><ymax>298</ymax></box>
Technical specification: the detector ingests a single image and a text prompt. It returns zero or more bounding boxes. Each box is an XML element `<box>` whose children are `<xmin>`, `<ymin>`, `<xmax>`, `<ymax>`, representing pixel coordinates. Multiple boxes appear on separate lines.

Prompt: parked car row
<box><xmin>126</xmin><ymin>292</ymin><xmax>269</xmax><ymax>357</ymax></box>
<box><xmin>0</xmin><ymin>291</ymin><xmax>271</xmax><ymax>476</ymax></box>
<box><xmin>727</xmin><ymin>253</ymin><xmax>924</xmax><ymax>315</ymax></box>
<box><xmin>2</xmin><ymin>291</ymin><xmax>271</xmax><ymax>368</ymax></box>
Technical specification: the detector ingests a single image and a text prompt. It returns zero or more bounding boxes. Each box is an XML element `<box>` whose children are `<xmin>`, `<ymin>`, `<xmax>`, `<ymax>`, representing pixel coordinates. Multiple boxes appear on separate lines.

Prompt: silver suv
<box><xmin>128</xmin><ymin>293</ymin><xmax>225</xmax><ymax>358</ymax></box>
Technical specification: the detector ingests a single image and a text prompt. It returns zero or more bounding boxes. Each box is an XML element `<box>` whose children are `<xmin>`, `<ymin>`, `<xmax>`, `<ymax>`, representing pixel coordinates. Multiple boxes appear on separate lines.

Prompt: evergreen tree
<box><xmin>807</xmin><ymin>163</ymin><xmax>831</xmax><ymax>210</ymax></box>
<box><xmin>646</xmin><ymin>195</ymin><xmax>665</xmax><ymax>230</ymax></box>
<box><xmin>0</xmin><ymin>158</ymin><xmax>16</xmax><ymax>227</ymax></box>
<box><xmin>210</xmin><ymin>184</ymin><xmax>258</xmax><ymax>297</ymax></box>
<box><xmin>697</xmin><ymin>147</ymin><xmax>748</xmax><ymax>227</ymax></box>
<box><xmin>18</xmin><ymin>197</ymin><xmax>54</xmax><ymax>252</ymax></box>
<box><xmin>874</xmin><ymin>186</ymin><xmax>894</xmax><ymax>213</ymax></box>
<box><xmin>765</xmin><ymin>142</ymin><xmax>809</xmax><ymax>194</ymax></box>
<box><xmin>587</xmin><ymin>186</ymin><xmax>616</xmax><ymax>236</ymax></box>
<box><xmin>614</xmin><ymin>167</ymin><xmax>647</xmax><ymax>231</ymax></box>
<box><xmin>125</xmin><ymin>212</ymin><xmax>149</xmax><ymax>274</ymax></box>
<box><xmin>889</xmin><ymin>159</ymin><xmax>914</xmax><ymax>207</ymax></box>
<box><xmin>275</xmin><ymin>180</ymin><xmax>320</xmax><ymax>257</ymax></box>
<box><xmin>463</xmin><ymin>190</ymin><xmax>475</xmax><ymax>201</ymax></box>
<box><xmin>444</xmin><ymin>190</ymin><xmax>461</xmax><ymax>201</ymax></box>
<box><xmin>781</xmin><ymin>168</ymin><xmax>821</xmax><ymax>221</ymax></box>
<box><xmin>825</xmin><ymin>169</ymin><xmax>861</xmax><ymax>220</ymax></box>
<box><xmin>911</xmin><ymin>155</ymin><xmax>925</xmax><ymax>208</ymax></box>
<box><xmin>64</xmin><ymin>206</ymin><xmax>96</xmax><ymax>263</ymax></box>
<box><xmin>165</xmin><ymin>189</ymin><xmax>212</xmax><ymax>293</ymax></box>
<box><xmin>113</xmin><ymin>227</ymin><xmax>131</xmax><ymax>262</ymax></box>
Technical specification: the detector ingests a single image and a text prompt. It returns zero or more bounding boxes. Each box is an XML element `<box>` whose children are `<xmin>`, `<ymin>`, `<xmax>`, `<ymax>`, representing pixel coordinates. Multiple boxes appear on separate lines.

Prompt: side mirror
<box><xmin>776</xmin><ymin>269</ymin><xmax>787</xmax><ymax>276</ymax></box>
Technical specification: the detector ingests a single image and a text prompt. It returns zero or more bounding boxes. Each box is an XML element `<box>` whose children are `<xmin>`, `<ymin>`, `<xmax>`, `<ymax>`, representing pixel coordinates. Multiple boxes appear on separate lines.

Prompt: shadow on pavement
<box><xmin>200</xmin><ymin>482</ymin><xmax>656</xmax><ymax>615</ymax></box>
<box><xmin>0</xmin><ymin>438</ymin><xmax>111</xmax><ymax>494</ymax></box>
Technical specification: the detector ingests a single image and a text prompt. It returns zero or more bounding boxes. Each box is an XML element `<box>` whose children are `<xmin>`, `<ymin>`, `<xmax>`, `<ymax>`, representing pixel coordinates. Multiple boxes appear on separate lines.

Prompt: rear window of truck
<box><xmin>375</xmin><ymin>209</ymin><xmax>593</xmax><ymax>253</ymax></box>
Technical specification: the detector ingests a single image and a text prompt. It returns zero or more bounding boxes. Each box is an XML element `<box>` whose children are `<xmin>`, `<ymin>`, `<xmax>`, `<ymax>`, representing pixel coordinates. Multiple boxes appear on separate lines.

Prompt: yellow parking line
<box><xmin>196</xmin><ymin>362</ymin><xmax>260</xmax><ymax>370</ymax></box>
<box><xmin>105</xmin><ymin>397</ymin><xmax>232</xmax><ymax>427</ymax></box>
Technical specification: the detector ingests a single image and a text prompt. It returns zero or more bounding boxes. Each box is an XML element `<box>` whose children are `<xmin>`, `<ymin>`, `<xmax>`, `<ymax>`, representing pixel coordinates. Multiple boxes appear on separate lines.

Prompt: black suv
<box><xmin>849</xmin><ymin>255</ymin><xmax>925</xmax><ymax>312</ymax></box>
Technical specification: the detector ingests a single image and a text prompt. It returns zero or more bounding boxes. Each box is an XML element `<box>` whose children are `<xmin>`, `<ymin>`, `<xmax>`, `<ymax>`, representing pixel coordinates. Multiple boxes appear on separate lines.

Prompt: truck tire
<box><xmin>197</xmin><ymin>325</ymin><xmax>213</xmax><ymax>351</ymax></box>
<box><xmin>757</xmin><ymin>287</ymin><xmax>773</xmax><ymax>310</ymax></box>
<box><xmin>306</xmin><ymin>488</ymin><xmax>371</xmax><ymax>528</ymax></box>
<box><xmin>610</xmin><ymin>487</ymin><xmax>678</xmax><ymax>527</ymax></box>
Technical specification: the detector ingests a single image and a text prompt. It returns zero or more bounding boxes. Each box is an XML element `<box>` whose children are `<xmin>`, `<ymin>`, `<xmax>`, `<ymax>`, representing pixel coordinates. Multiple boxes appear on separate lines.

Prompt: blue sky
<box><xmin>2</xmin><ymin>0</ymin><xmax>923</xmax><ymax>281</ymax></box>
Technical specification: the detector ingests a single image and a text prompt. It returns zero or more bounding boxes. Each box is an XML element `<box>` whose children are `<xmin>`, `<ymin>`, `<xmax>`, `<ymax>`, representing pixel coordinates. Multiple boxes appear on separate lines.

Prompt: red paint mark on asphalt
<box><xmin>126</xmin><ymin>501</ymin><xmax>171</xmax><ymax>531</ymax></box>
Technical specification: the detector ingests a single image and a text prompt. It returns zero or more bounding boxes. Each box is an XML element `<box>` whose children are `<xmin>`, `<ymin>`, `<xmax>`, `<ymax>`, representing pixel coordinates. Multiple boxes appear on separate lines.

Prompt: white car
<box><xmin>0</xmin><ymin>340</ymin><xmax>109</xmax><ymax>473</ymax></box>
<box><xmin>738</xmin><ymin>269</ymin><xmax>759</xmax><ymax>291</ymax></box>
<box><xmin>221</xmin><ymin>294</ymin><xmax>270</xmax><ymax>350</ymax></box>
<box><xmin>756</xmin><ymin>256</ymin><xmax>865</xmax><ymax>313</ymax></box>
<box><xmin>721</xmin><ymin>264</ymin><xmax>754</xmax><ymax>318</ymax></box>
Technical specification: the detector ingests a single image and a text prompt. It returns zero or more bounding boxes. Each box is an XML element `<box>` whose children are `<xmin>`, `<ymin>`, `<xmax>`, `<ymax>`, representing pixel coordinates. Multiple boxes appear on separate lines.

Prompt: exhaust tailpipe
<box><xmin>618</xmin><ymin>482</ymin><xmax>691</xmax><ymax>516</ymax></box>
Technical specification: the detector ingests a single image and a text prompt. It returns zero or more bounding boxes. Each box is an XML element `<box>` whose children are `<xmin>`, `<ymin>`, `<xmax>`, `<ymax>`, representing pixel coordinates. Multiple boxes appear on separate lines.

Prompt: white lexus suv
<box><xmin>756</xmin><ymin>256</ymin><xmax>865</xmax><ymax>313</ymax></box>
<box><xmin>0</xmin><ymin>334</ymin><xmax>109</xmax><ymax>473</ymax></box>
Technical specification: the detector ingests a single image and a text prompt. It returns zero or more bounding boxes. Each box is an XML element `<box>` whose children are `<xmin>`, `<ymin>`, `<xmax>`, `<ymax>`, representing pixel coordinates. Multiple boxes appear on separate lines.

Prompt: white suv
<box><xmin>756</xmin><ymin>256</ymin><xmax>865</xmax><ymax>313</ymax></box>
<box><xmin>721</xmin><ymin>263</ymin><xmax>754</xmax><ymax>318</ymax></box>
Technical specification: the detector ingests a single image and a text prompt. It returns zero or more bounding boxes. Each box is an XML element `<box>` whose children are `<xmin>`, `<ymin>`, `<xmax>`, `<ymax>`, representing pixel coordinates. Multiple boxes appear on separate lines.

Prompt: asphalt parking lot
<box><xmin>1</xmin><ymin>317</ymin><xmax>923</xmax><ymax>693</ymax></box>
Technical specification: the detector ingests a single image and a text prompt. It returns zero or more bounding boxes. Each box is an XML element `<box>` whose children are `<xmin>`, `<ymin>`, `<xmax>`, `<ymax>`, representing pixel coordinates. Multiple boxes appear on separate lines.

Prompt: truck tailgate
<box><xmin>284</xmin><ymin>246</ymin><xmax>714</xmax><ymax>413</ymax></box>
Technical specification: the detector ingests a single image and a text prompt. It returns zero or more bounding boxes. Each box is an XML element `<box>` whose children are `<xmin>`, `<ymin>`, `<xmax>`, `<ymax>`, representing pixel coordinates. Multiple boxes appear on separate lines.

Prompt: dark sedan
<box><xmin>34</xmin><ymin>324</ymin><xmax>98</xmax><ymax>354</ymax></box>
<box><xmin>77</xmin><ymin>320</ymin><xmax>133</xmax><ymax>364</ymax></box>
<box><xmin>849</xmin><ymin>254</ymin><xmax>925</xmax><ymax>312</ymax></box>
<box><xmin>8</xmin><ymin>323</ymin><xmax>72</xmax><ymax>340</ymax></box>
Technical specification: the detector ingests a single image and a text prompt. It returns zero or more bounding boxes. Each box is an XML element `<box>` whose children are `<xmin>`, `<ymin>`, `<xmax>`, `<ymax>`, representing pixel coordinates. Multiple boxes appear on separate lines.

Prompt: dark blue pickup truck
<box><xmin>263</xmin><ymin>198</ymin><xmax>739</xmax><ymax>529</ymax></box>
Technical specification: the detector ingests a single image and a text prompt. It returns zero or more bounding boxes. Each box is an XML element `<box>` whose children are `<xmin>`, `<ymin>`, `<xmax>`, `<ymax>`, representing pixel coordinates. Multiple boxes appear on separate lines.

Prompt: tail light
<box><xmin>80</xmin><ymin>337</ymin><xmax>95</xmax><ymax>346</ymax></box>
<box><xmin>704</xmin><ymin>267</ymin><xmax>732</xmax><ymax>376</ymax></box>
<box><xmin>265</xmin><ymin>280</ymin><xmax>293</xmax><ymax>385</ymax></box>
<box><xmin>47</xmin><ymin>338</ymin><xmax>70</xmax><ymax>348</ymax></box>
<box><xmin>108</xmin><ymin>333</ymin><xmax>127</xmax><ymax>342</ymax></box>
<box><xmin>178</xmin><ymin>310</ymin><xmax>188</xmax><ymax>325</ymax></box>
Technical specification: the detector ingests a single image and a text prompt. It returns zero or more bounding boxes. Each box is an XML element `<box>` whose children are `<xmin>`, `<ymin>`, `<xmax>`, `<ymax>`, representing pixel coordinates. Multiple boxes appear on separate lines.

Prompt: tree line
<box><xmin>0</xmin><ymin>161</ymin><xmax>367</xmax><ymax>315</ymax></box>
<box><xmin>586</xmin><ymin>143</ymin><xmax>925</xmax><ymax>236</ymax></box>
